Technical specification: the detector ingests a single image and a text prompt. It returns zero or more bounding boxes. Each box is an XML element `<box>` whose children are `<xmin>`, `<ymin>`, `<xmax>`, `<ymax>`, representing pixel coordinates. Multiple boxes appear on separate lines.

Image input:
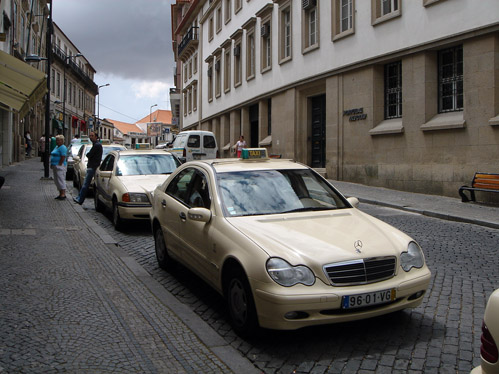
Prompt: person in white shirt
<box><xmin>235</xmin><ymin>136</ymin><xmax>246</xmax><ymax>158</ymax></box>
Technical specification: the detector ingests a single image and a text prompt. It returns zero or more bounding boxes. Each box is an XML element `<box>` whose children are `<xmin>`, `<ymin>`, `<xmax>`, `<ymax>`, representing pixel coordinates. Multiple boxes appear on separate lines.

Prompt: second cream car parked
<box><xmin>94</xmin><ymin>149</ymin><xmax>181</xmax><ymax>230</ymax></box>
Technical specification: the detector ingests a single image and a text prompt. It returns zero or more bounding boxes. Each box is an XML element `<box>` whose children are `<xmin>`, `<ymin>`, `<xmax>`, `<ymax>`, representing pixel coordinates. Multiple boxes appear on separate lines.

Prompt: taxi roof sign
<box><xmin>241</xmin><ymin>148</ymin><xmax>268</xmax><ymax>160</ymax></box>
<box><xmin>135</xmin><ymin>143</ymin><xmax>151</xmax><ymax>149</ymax></box>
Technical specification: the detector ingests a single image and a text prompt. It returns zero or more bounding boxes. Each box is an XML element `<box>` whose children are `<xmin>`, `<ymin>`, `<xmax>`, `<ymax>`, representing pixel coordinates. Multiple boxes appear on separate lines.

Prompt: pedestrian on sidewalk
<box><xmin>39</xmin><ymin>134</ymin><xmax>46</xmax><ymax>162</ymax></box>
<box><xmin>50</xmin><ymin>135</ymin><xmax>68</xmax><ymax>200</ymax></box>
<box><xmin>25</xmin><ymin>131</ymin><xmax>32</xmax><ymax>157</ymax></box>
<box><xmin>73</xmin><ymin>131</ymin><xmax>102</xmax><ymax>205</ymax></box>
<box><xmin>235</xmin><ymin>135</ymin><xmax>246</xmax><ymax>158</ymax></box>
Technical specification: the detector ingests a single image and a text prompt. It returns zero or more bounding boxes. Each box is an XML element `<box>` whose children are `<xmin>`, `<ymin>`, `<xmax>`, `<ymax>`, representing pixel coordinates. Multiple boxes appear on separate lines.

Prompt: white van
<box><xmin>171</xmin><ymin>130</ymin><xmax>218</xmax><ymax>163</ymax></box>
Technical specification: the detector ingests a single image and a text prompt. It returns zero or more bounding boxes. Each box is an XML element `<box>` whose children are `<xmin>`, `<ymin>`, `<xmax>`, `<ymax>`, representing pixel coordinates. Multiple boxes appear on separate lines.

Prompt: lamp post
<box><xmin>62</xmin><ymin>53</ymin><xmax>82</xmax><ymax>138</ymax></box>
<box><xmin>42</xmin><ymin>1</ymin><xmax>53</xmax><ymax>179</ymax></box>
<box><xmin>150</xmin><ymin>104</ymin><xmax>158</xmax><ymax>146</ymax></box>
<box><xmin>97</xmin><ymin>83</ymin><xmax>110</xmax><ymax>138</ymax></box>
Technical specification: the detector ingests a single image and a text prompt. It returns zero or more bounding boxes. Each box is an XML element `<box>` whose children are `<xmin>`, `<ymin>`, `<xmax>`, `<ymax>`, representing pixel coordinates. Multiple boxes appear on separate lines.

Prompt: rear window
<box><xmin>204</xmin><ymin>135</ymin><xmax>216</xmax><ymax>148</ymax></box>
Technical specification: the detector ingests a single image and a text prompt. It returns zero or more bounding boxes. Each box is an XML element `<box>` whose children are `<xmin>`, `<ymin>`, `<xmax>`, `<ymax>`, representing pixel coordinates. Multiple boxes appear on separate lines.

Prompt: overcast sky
<box><xmin>52</xmin><ymin>0</ymin><xmax>174</xmax><ymax>123</ymax></box>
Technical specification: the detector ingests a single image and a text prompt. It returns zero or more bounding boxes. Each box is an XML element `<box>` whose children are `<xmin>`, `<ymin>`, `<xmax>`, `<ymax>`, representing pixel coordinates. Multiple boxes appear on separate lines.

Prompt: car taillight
<box><xmin>183</xmin><ymin>148</ymin><xmax>186</xmax><ymax>158</ymax></box>
<box><xmin>481</xmin><ymin>321</ymin><xmax>499</xmax><ymax>363</ymax></box>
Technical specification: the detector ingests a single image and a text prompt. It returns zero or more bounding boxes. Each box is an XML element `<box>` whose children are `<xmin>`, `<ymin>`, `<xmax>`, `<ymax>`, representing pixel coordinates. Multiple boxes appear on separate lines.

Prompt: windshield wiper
<box><xmin>281</xmin><ymin>206</ymin><xmax>335</xmax><ymax>214</ymax></box>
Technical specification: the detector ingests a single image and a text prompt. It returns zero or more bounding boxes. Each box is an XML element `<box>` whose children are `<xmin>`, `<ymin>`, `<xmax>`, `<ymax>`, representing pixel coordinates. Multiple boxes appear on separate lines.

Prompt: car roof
<box><xmin>192</xmin><ymin>158</ymin><xmax>309</xmax><ymax>173</ymax></box>
<box><xmin>111</xmin><ymin>149</ymin><xmax>174</xmax><ymax>156</ymax></box>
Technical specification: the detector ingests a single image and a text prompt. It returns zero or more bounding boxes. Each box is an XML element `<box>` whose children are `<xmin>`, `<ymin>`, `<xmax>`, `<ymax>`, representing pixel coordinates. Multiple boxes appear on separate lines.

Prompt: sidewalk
<box><xmin>329</xmin><ymin>179</ymin><xmax>499</xmax><ymax>230</ymax></box>
<box><xmin>0</xmin><ymin>158</ymin><xmax>258</xmax><ymax>373</ymax></box>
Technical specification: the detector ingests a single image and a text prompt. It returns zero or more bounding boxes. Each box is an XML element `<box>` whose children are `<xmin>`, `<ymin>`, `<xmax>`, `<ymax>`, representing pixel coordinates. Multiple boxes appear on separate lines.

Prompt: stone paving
<box><xmin>0</xmin><ymin>159</ymin><xmax>252</xmax><ymax>373</ymax></box>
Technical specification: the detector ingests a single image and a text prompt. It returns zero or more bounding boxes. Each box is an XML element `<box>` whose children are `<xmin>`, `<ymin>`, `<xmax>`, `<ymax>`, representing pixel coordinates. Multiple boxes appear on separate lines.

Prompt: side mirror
<box><xmin>187</xmin><ymin>207</ymin><xmax>211</xmax><ymax>223</ymax></box>
<box><xmin>347</xmin><ymin>197</ymin><xmax>360</xmax><ymax>208</ymax></box>
<box><xmin>73</xmin><ymin>156</ymin><xmax>80</xmax><ymax>162</ymax></box>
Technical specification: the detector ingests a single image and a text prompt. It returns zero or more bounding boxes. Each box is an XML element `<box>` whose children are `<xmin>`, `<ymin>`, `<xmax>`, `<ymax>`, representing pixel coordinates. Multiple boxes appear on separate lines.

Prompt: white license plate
<box><xmin>342</xmin><ymin>289</ymin><xmax>396</xmax><ymax>309</ymax></box>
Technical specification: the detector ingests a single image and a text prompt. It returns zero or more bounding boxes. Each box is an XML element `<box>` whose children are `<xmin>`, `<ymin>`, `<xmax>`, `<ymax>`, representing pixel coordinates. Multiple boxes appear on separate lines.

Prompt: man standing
<box><xmin>73</xmin><ymin>131</ymin><xmax>103</xmax><ymax>205</ymax></box>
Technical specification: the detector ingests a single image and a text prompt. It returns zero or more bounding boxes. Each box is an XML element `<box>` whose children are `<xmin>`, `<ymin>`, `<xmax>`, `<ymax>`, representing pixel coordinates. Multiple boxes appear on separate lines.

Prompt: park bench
<box><xmin>458</xmin><ymin>172</ymin><xmax>499</xmax><ymax>202</ymax></box>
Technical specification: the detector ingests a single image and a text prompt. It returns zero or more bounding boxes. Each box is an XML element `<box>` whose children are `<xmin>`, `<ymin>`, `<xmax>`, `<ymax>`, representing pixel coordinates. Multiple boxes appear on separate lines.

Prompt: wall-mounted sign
<box><xmin>343</xmin><ymin>108</ymin><xmax>367</xmax><ymax>121</ymax></box>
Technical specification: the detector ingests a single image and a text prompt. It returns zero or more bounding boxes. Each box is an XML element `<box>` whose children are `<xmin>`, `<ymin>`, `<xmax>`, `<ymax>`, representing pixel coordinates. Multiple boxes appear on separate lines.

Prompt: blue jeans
<box><xmin>77</xmin><ymin>168</ymin><xmax>95</xmax><ymax>203</ymax></box>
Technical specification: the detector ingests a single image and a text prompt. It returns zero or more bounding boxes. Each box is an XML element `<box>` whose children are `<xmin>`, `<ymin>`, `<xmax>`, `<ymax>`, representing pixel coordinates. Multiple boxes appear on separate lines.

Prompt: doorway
<box><xmin>249</xmin><ymin>104</ymin><xmax>259</xmax><ymax>148</ymax></box>
<box><xmin>311</xmin><ymin>94</ymin><xmax>326</xmax><ymax>168</ymax></box>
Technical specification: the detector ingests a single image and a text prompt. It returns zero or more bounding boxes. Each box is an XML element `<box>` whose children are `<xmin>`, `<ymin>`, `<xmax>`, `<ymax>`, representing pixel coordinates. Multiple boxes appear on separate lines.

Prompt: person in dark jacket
<box><xmin>73</xmin><ymin>131</ymin><xmax>103</xmax><ymax>205</ymax></box>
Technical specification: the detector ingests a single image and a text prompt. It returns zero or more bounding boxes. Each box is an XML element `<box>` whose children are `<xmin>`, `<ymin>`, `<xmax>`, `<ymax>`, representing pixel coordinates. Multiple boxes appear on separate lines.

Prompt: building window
<box><xmin>234</xmin><ymin>41</ymin><xmax>242</xmax><ymax>87</ymax></box>
<box><xmin>235</xmin><ymin>0</ymin><xmax>242</xmax><ymax>13</ymax></box>
<box><xmin>56</xmin><ymin>72</ymin><xmax>60</xmax><ymax>97</ymax></box>
<box><xmin>225</xmin><ymin>0</ymin><xmax>231</xmax><ymax>24</ymax></box>
<box><xmin>193</xmin><ymin>54</ymin><xmax>198</xmax><ymax>74</ymax></box>
<box><xmin>384</xmin><ymin>61</ymin><xmax>402</xmax><ymax>119</ymax></box>
<box><xmin>183</xmin><ymin>91</ymin><xmax>188</xmax><ymax>116</ymax></box>
<box><xmin>215</xmin><ymin>55</ymin><xmax>222</xmax><ymax>98</ymax></box>
<box><xmin>184</xmin><ymin>64</ymin><xmax>188</xmax><ymax>83</ymax></box>
<box><xmin>188</xmin><ymin>88</ymin><xmax>192</xmax><ymax>113</ymax></box>
<box><xmin>209</xmin><ymin>15</ymin><xmax>214</xmax><ymax>41</ymax></box>
<box><xmin>246</xmin><ymin>31</ymin><xmax>255</xmax><ymax>80</ymax></box>
<box><xmin>333</xmin><ymin>0</ymin><xmax>354</xmax><ymax>40</ymax></box>
<box><xmin>224</xmin><ymin>47</ymin><xmax>231</xmax><ymax>92</ymax></box>
<box><xmin>372</xmin><ymin>0</ymin><xmax>401</xmax><ymax>25</ymax></box>
<box><xmin>438</xmin><ymin>46</ymin><xmax>463</xmax><ymax>113</ymax></box>
<box><xmin>189</xmin><ymin>60</ymin><xmax>193</xmax><ymax>78</ymax></box>
<box><xmin>303</xmin><ymin>1</ymin><xmax>319</xmax><ymax>52</ymax></box>
<box><xmin>207</xmin><ymin>62</ymin><xmax>213</xmax><ymax>102</ymax></box>
<box><xmin>261</xmin><ymin>20</ymin><xmax>272</xmax><ymax>72</ymax></box>
<box><xmin>51</xmin><ymin>69</ymin><xmax>55</xmax><ymax>94</ymax></box>
<box><xmin>193</xmin><ymin>84</ymin><xmax>197</xmax><ymax>111</ymax></box>
<box><xmin>278</xmin><ymin>2</ymin><xmax>292</xmax><ymax>63</ymax></box>
<box><xmin>216</xmin><ymin>5</ymin><xmax>222</xmax><ymax>33</ymax></box>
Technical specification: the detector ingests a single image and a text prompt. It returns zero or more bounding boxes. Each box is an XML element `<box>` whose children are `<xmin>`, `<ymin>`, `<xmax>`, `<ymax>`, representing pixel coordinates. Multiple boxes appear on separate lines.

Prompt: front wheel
<box><xmin>225</xmin><ymin>268</ymin><xmax>258</xmax><ymax>337</ymax></box>
<box><xmin>154</xmin><ymin>226</ymin><xmax>173</xmax><ymax>270</ymax></box>
<box><xmin>112</xmin><ymin>198</ymin><xmax>124</xmax><ymax>231</ymax></box>
<box><xmin>94</xmin><ymin>190</ymin><xmax>104</xmax><ymax>213</ymax></box>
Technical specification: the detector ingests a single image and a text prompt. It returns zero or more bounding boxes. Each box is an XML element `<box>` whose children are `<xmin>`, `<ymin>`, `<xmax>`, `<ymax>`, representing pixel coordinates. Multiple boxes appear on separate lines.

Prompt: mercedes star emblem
<box><xmin>354</xmin><ymin>240</ymin><xmax>363</xmax><ymax>253</ymax></box>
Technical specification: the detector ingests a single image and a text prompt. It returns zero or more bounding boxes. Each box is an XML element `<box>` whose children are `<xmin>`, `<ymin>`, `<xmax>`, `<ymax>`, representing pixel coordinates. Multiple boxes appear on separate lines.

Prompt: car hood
<box><xmin>227</xmin><ymin>208</ymin><xmax>411</xmax><ymax>268</ymax></box>
<box><xmin>117</xmin><ymin>175</ymin><xmax>170</xmax><ymax>193</ymax></box>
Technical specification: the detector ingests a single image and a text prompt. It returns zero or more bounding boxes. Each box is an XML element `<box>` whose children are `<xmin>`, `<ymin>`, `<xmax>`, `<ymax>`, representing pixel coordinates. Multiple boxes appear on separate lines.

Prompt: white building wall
<box><xmin>197</xmin><ymin>0</ymin><xmax>499</xmax><ymax>120</ymax></box>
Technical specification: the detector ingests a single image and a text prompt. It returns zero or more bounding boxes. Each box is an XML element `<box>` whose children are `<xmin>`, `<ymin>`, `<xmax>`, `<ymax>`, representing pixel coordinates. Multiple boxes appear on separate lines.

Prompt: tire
<box><xmin>154</xmin><ymin>226</ymin><xmax>172</xmax><ymax>270</ymax></box>
<box><xmin>225</xmin><ymin>267</ymin><xmax>258</xmax><ymax>337</ymax></box>
<box><xmin>112</xmin><ymin>198</ymin><xmax>124</xmax><ymax>231</ymax></box>
<box><xmin>94</xmin><ymin>190</ymin><xmax>104</xmax><ymax>213</ymax></box>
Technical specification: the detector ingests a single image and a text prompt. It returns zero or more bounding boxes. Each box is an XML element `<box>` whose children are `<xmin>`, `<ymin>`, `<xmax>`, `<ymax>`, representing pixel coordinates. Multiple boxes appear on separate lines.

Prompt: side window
<box><xmin>166</xmin><ymin>168</ymin><xmax>196</xmax><ymax>204</ymax></box>
<box><xmin>204</xmin><ymin>135</ymin><xmax>216</xmax><ymax>149</ymax></box>
<box><xmin>102</xmin><ymin>155</ymin><xmax>115</xmax><ymax>172</ymax></box>
<box><xmin>187</xmin><ymin>172</ymin><xmax>211</xmax><ymax>209</ymax></box>
<box><xmin>187</xmin><ymin>135</ymin><xmax>200</xmax><ymax>148</ymax></box>
<box><xmin>78</xmin><ymin>145</ymin><xmax>85</xmax><ymax>158</ymax></box>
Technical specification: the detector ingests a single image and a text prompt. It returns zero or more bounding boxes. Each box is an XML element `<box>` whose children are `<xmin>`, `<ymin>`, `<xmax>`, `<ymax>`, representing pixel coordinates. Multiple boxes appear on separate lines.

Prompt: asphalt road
<box><xmin>82</xmin><ymin>196</ymin><xmax>499</xmax><ymax>374</ymax></box>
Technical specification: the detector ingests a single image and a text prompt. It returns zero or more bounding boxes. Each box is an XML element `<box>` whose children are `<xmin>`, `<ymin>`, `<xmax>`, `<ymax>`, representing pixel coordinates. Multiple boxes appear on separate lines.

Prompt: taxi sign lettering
<box><xmin>241</xmin><ymin>148</ymin><xmax>268</xmax><ymax>160</ymax></box>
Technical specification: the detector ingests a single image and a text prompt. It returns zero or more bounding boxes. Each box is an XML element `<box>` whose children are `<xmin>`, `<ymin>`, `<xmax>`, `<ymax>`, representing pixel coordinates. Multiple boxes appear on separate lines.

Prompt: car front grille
<box><xmin>323</xmin><ymin>257</ymin><xmax>396</xmax><ymax>286</ymax></box>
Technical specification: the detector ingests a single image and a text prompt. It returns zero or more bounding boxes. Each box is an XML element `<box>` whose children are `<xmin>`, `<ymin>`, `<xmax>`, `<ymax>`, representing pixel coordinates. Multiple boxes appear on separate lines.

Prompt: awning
<box><xmin>0</xmin><ymin>49</ymin><xmax>47</xmax><ymax>118</ymax></box>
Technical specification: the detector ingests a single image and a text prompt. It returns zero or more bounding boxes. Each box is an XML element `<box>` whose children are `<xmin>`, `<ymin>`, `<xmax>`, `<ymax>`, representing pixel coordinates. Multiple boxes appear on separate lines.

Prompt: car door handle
<box><xmin>161</xmin><ymin>199</ymin><xmax>167</xmax><ymax>207</ymax></box>
<box><xmin>179</xmin><ymin>212</ymin><xmax>186</xmax><ymax>220</ymax></box>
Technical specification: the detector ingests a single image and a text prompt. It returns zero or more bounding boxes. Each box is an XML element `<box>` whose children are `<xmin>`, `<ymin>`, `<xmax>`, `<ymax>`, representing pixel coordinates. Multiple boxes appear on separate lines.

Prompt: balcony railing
<box><xmin>178</xmin><ymin>26</ymin><xmax>199</xmax><ymax>57</ymax></box>
<box><xmin>53</xmin><ymin>45</ymin><xmax>98</xmax><ymax>94</ymax></box>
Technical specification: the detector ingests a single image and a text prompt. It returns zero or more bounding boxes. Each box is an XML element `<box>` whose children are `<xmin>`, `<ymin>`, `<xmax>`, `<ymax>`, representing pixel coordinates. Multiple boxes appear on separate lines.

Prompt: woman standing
<box><xmin>235</xmin><ymin>135</ymin><xmax>246</xmax><ymax>158</ymax></box>
<box><xmin>50</xmin><ymin>135</ymin><xmax>68</xmax><ymax>200</ymax></box>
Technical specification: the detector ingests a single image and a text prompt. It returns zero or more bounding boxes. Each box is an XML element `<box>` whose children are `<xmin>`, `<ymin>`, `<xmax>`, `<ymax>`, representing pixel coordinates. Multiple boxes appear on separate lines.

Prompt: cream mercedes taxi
<box><xmin>472</xmin><ymin>289</ymin><xmax>499</xmax><ymax>374</ymax></box>
<box><xmin>149</xmin><ymin>149</ymin><xmax>431</xmax><ymax>336</ymax></box>
<box><xmin>94</xmin><ymin>149</ymin><xmax>181</xmax><ymax>230</ymax></box>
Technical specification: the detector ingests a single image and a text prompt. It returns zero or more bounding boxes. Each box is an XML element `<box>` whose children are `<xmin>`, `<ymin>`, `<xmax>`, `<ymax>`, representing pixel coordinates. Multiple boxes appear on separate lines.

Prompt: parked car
<box><xmin>472</xmin><ymin>289</ymin><xmax>499</xmax><ymax>374</ymax></box>
<box><xmin>170</xmin><ymin>130</ymin><xmax>218</xmax><ymax>163</ymax></box>
<box><xmin>94</xmin><ymin>149</ymin><xmax>181</xmax><ymax>230</ymax></box>
<box><xmin>66</xmin><ymin>138</ymin><xmax>90</xmax><ymax>180</ymax></box>
<box><xmin>149</xmin><ymin>148</ymin><xmax>431</xmax><ymax>336</ymax></box>
<box><xmin>73</xmin><ymin>143</ymin><xmax>126</xmax><ymax>190</ymax></box>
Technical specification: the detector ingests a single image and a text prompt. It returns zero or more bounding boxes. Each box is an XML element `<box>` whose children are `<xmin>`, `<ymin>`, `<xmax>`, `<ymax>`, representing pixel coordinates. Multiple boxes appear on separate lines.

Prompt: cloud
<box><xmin>133</xmin><ymin>81</ymin><xmax>170</xmax><ymax>100</ymax></box>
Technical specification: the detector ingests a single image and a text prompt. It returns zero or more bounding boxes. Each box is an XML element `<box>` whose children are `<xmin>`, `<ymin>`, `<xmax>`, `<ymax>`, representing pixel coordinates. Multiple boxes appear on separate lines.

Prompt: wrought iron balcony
<box><xmin>178</xmin><ymin>26</ymin><xmax>199</xmax><ymax>59</ymax></box>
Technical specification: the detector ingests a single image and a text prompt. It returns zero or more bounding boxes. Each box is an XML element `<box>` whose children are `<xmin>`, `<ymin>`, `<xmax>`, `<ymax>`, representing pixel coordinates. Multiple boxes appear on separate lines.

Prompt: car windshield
<box><xmin>217</xmin><ymin>169</ymin><xmax>349</xmax><ymax>217</ymax></box>
<box><xmin>116</xmin><ymin>154</ymin><xmax>180</xmax><ymax>176</ymax></box>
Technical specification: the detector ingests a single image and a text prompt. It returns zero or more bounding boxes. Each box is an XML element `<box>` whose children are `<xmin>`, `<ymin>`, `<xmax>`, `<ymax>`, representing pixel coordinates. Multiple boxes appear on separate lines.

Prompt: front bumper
<box><xmin>252</xmin><ymin>269</ymin><xmax>431</xmax><ymax>330</ymax></box>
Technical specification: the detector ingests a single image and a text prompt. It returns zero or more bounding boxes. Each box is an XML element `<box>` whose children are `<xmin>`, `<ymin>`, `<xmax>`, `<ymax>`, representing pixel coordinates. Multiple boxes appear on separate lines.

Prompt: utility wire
<box><xmin>99</xmin><ymin>102</ymin><xmax>140</xmax><ymax>122</ymax></box>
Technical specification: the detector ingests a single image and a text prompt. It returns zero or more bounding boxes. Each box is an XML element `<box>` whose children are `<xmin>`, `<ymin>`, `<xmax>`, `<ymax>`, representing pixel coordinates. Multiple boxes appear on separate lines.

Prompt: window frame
<box><xmin>246</xmin><ymin>29</ymin><xmax>256</xmax><ymax>80</ymax></box>
<box><xmin>302</xmin><ymin>1</ymin><xmax>320</xmax><ymax>54</ymax></box>
<box><xmin>384</xmin><ymin>61</ymin><xmax>402</xmax><ymax>120</ymax></box>
<box><xmin>278</xmin><ymin>1</ymin><xmax>292</xmax><ymax>64</ymax></box>
<box><xmin>438</xmin><ymin>45</ymin><xmax>463</xmax><ymax>113</ymax></box>
<box><xmin>332</xmin><ymin>0</ymin><xmax>355</xmax><ymax>41</ymax></box>
<box><xmin>371</xmin><ymin>0</ymin><xmax>401</xmax><ymax>26</ymax></box>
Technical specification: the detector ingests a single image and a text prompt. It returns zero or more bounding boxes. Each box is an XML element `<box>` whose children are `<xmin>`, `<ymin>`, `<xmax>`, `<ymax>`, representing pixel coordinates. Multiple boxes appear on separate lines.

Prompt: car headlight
<box><xmin>122</xmin><ymin>193</ymin><xmax>150</xmax><ymax>203</ymax></box>
<box><xmin>266</xmin><ymin>258</ymin><xmax>315</xmax><ymax>287</ymax></box>
<box><xmin>400</xmin><ymin>241</ymin><xmax>425</xmax><ymax>272</ymax></box>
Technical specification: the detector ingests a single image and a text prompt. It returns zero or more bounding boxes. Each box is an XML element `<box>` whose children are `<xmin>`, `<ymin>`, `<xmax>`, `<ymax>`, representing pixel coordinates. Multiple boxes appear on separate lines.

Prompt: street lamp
<box><xmin>149</xmin><ymin>104</ymin><xmax>158</xmax><ymax>123</ymax></box>
<box><xmin>97</xmin><ymin>83</ymin><xmax>110</xmax><ymax>138</ymax></box>
<box><xmin>62</xmin><ymin>53</ymin><xmax>82</xmax><ymax>137</ymax></box>
<box><xmin>42</xmin><ymin>2</ymin><xmax>53</xmax><ymax>179</ymax></box>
